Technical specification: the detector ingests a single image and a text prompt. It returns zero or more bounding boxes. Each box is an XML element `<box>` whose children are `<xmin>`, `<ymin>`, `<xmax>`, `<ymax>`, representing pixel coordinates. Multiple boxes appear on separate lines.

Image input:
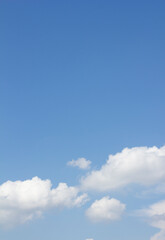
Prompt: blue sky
<box><xmin>0</xmin><ymin>1</ymin><xmax>165</xmax><ymax>240</ymax></box>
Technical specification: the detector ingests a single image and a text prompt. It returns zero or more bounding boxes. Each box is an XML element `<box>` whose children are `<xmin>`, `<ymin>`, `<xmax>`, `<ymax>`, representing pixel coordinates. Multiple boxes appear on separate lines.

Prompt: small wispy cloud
<box><xmin>67</xmin><ymin>157</ymin><xmax>91</xmax><ymax>170</ymax></box>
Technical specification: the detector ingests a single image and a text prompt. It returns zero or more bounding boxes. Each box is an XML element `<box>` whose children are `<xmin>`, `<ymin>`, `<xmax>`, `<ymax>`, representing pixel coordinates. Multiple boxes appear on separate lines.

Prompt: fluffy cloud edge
<box><xmin>81</xmin><ymin>146</ymin><xmax>165</xmax><ymax>192</ymax></box>
<box><xmin>86</xmin><ymin>196</ymin><xmax>126</xmax><ymax>223</ymax></box>
<box><xmin>0</xmin><ymin>176</ymin><xmax>88</xmax><ymax>228</ymax></box>
<box><xmin>137</xmin><ymin>200</ymin><xmax>165</xmax><ymax>240</ymax></box>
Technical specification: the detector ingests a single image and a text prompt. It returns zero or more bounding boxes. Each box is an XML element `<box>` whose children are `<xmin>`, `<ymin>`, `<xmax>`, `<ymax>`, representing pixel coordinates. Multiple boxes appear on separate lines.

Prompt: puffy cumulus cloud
<box><xmin>0</xmin><ymin>177</ymin><xmax>88</xmax><ymax>228</ymax></box>
<box><xmin>81</xmin><ymin>146</ymin><xmax>165</xmax><ymax>191</ymax></box>
<box><xmin>86</xmin><ymin>196</ymin><xmax>125</xmax><ymax>222</ymax></box>
<box><xmin>138</xmin><ymin>200</ymin><xmax>165</xmax><ymax>240</ymax></box>
<box><xmin>67</xmin><ymin>158</ymin><xmax>91</xmax><ymax>170</ymax></box>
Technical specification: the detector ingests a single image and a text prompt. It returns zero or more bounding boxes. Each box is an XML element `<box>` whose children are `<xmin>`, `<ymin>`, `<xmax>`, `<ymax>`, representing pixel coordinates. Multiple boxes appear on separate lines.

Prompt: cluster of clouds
<box><xmin>81</xmin><ymin>145</ymin><xmax>165</xmax><ymax>240</ymax></box>
<box><xmin>1</xmin><ymin>145</ymin><xmax>165</xmax><ymax>240</ymax></box>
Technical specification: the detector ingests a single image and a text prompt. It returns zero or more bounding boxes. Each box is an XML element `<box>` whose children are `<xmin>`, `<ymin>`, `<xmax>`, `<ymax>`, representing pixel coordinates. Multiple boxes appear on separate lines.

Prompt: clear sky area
<box><xmin>0</xmin><ymin>1</ymin><xmax>165</xmax><ymax>240</ymax></box>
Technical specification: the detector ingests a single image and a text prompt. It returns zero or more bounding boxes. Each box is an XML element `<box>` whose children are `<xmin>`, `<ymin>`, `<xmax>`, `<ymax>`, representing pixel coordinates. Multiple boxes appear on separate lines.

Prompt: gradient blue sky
<box><xmin>0</xmin><ymin>1</ymin><xmax>165</xmax><ymax>240</ymax></box>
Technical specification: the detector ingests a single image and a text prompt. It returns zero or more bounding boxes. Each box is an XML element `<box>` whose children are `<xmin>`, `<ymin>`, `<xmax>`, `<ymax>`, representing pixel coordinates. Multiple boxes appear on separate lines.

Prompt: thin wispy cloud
<box><xmin>67</xmin><ymin>158</ymin><xmax>91</xmax><ymax>170</ymax></box>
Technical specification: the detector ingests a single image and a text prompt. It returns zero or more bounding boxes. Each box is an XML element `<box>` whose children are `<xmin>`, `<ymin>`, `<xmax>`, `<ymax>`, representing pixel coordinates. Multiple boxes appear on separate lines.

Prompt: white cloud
<box><xmin>0</xmin><ymin>176</ymin><xmax>88</xmax><ymax>228</ymax></box>
<box><xmin>86</xmin><ymin>196</ymin><xmax>125</xmax><ymax>222</ymax></box>
<box><xmin>68</xmin><ymin>158</ymin><xmax>91</xmax><ymax>170</ymax></box>
<box><xmin>81</xmin><ymin>146</ymin><xmax>165</xmax><ymax>191</ymax></box>
<box><xmin>138</xmin><ymin>200</ymin><xmax>165</xmax><ymax>240</ymax></box>
<box><xmin>86</xmin><ymin>238</ymin><xmax>94</xmax><ymax>240</ymax></box>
